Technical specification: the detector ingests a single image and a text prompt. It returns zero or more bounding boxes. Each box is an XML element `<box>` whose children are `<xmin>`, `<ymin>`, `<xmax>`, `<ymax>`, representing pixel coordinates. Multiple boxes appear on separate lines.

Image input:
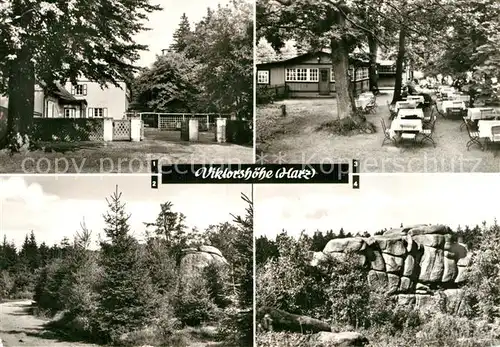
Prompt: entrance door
<box><xmin>319</xmin><ymin>69</ymin><xmax>330</xmax><ymax>95</ymax></box>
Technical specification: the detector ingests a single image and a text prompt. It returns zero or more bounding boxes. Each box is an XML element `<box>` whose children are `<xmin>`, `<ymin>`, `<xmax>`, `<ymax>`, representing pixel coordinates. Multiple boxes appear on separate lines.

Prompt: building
<box><xmin>377</xmin><ymin>60</ymin><xmax>412</xmax><ymax>89</ymax></box>
<box><xmin>0</xmin><ymin>79</ymin><xmax>129</xmax><ymax>120</ymax></box>
<box><xmin>256</xmin><ymin>51</ymin><xmax>370</xmax><ymax>98</ymax></box>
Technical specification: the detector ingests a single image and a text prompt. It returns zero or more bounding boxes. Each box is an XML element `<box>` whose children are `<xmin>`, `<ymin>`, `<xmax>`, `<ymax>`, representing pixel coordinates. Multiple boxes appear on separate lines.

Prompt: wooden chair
<box><xmin>480</xmin><ymin>108</ymin><xmax>496</xmax><ymax>120</ymax></box>
<box><xmin>364</xmin><ymin>97</ymin><xmax>377</xmax><ymax>114</ymax></box>
<box><xmin>420</xmin><ymin>114</ymin><xmax>436</xmax><ymax>148</ymax></box>
<box><xmin>387</xmin><ymin>101</ymin><xmax>397</xmax><ymax>120</ymax></box>
<box><xmin>446</xmin><ymin>107</ymin><xmax>466</xmax><ymax>120</ymax></box>
<box><xmin>465</xmin><ymin>119</ymin><xmax>482</xmax><ymax>151</ymax></box>
<box><xmin>380</xmin><ymin>118</ymin><xmax>394</xmax><ymax>147</ymax></box>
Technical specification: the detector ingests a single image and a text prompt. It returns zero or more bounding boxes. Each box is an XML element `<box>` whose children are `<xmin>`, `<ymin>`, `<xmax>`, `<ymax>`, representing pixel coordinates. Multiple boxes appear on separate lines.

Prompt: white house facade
<box><xmin>1</xmin><ymin>79</ymin><xmax>129</xmax><ymax>120</ymax></box>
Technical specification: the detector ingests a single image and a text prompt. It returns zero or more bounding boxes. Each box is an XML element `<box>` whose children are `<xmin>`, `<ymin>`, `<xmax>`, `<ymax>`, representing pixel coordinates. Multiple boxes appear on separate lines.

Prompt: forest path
<box><xmin>0</xmin><ymin>300</ymin><xmax>100</xmax><ymax>347</ymax></box>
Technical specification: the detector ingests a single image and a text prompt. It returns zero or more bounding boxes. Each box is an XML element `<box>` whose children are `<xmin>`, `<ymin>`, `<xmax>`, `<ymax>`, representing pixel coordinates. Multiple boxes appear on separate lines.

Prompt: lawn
<box><xmin>0</xmin><ymin>128</ymin><xmax>253</xmax><ymax>173</ymax></box>
<box><xmin>256</xmin><ymin>93</ymin><xmax>500</xmax><ymax>172</ymax></box>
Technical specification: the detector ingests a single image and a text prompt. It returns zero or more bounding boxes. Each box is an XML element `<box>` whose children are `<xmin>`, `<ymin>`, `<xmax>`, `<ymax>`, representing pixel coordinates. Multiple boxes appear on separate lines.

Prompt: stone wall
<box><xmin>313</xmin><ymin>224</ymin><xmax>472</xmax><ymax>314</ymax></box>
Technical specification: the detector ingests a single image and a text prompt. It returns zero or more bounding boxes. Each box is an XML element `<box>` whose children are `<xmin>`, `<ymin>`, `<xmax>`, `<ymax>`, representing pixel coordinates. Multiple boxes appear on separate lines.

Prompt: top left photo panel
<box><xmin>0</xmin><ymin>0</ymin><xmax>254</xmax><ymax>174</ymax></box>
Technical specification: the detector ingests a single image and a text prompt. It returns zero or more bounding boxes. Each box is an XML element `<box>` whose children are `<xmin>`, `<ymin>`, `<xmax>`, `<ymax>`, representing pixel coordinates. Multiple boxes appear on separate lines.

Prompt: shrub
<box><xmin>174</xmin><ymin>277</ymin><xmax>218</xmax><ymax>327</ymax></box>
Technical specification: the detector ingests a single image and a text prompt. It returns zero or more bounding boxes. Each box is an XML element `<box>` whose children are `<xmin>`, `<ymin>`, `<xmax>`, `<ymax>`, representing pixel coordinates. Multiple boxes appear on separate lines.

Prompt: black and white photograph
<box><xmin>255</xmin><ymin>175</ymin><xmax>500</xmax><ymax>346</ymax></box>
<box><xmin>0</xmin><ymin>0</ymin><xmax>253</xmax><ymax>174</ymax></box>
<box><xmin>256</xmin><ymin>0</ymin><xmax>500</xmax><ymax>172</ymax></box>
<box><xmin>0</xmin><ymin>176</ymin><xmax>253</xmax><ymax>347</ymax></box>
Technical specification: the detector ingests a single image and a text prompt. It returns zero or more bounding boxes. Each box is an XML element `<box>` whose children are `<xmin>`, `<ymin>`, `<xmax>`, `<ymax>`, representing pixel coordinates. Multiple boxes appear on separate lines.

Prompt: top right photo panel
<box><xmin>255</xmin><ymin>0</ymin><xmax>500</xmax><ymax>173</ymax></box>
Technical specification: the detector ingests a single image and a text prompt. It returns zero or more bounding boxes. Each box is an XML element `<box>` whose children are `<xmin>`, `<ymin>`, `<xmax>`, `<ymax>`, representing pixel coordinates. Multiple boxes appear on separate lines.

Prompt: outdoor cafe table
<box><xmin>478</xmin><ymin>120</ymin><xmax>500</xmax><ymax>140</ymax></box>
<box><xmin>390</xmin><ymin>118</ymin><xmax>423</xmax><ymax>139</ymax></box>
<box><xmin>405</xmin><ymin>95</ymin><xmax>425</xmax><ymax>104</ymax></box>
<box><xmin>397</xmin><ymin>108</ymin><xmax>425</xmax><ymax>119</ymax></box>
<box><xmin>441</xmin><ymin>100</ymin><xmax>466</xmax><ymax>113</ymax></box>
<box><xmin>449</xmin><ymin>94</ymin><xmax>470</xmax><ymax>103</ymax></box>
<box><xmin>468</xmin><ymin>108</ymin><xmax>498</xmax><ymax>121</ymax></box>
<box><xmin>395</xmin><ymin>101</ymin><xmax>417</xmax><ymax>110</ymax></box>
<box><xmin>355</xmin><ymin>95</ymin><xmax>373</xmax><ymax>109</ymax></box>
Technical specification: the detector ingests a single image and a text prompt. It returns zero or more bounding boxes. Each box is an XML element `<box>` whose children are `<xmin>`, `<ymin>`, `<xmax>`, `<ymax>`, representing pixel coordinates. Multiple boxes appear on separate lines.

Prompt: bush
<box><xmin>174</xmin><ymin>276</ymin><xmax>218</xmax><ymax>327</ymax></box>
<box><xmin>31</xmin><ymin>118</ymin><xmax>104</xmax><ymax>142</ymax></box>
<box><xmin>256</xmin><ymin>86</ymin><xmax>276</xmax><ymax>105</ymax></box>
<box><xmin>226</xmin><ymin>120</ymin><xmax>252</xmax><ymax>145</ymax></box>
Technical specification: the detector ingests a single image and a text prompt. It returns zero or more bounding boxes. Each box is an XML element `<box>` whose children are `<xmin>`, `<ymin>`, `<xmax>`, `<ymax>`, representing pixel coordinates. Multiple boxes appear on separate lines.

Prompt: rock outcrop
<box><xmin>178</xmin><ymin>245</ymin><xmax>228</xmax><ymax>286</ymax></box>
<box><xmin>313</xmin><ymin>224</ymin><xmax>471</xmax><ymax>314</ymax></box>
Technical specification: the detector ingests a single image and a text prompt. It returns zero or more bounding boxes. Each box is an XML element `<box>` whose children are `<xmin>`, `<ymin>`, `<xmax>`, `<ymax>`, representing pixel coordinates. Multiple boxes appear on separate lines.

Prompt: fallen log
<box><xmin>257</xmin><ymin>306</ymin><xmax>331</xmax><ymax>334</ymax></box>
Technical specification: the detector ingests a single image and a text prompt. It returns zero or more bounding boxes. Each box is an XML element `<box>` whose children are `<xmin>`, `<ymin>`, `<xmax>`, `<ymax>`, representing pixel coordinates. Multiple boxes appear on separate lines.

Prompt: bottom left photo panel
<box><xmin>0</xmin><ymin>175</ymin><xmax>254</xmax><ymax>347</ymax></box>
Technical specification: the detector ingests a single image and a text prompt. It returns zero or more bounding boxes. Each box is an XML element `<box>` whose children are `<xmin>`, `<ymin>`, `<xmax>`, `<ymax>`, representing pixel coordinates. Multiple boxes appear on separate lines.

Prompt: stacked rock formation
<box><xmin>178</xmin><ymin>245</ymin><xmax>228</xmax><ymax>286</ymax></box>
<box><xmin>313</xmin><ymin>224</ymin><xmax>472</xmax><ymax>314</ymax></box>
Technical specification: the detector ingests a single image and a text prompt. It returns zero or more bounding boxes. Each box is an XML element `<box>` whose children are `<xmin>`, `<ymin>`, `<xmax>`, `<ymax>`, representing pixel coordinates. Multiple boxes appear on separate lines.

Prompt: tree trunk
<box><xmin>368</xmin><ymin>34</ymin><xmax>379</xmax><ymax>93</ymax></box>
<box><xmin>331</xmin><ymin>11</ymin><xmax>355</xmax><ymax>119</ymax></box>
<box><xmin>331</xmin><ymin>39</ymin><xmax>355</xmax><ymax>118</ymax></box>
<box><xmin>2</xmin><ymin>45</ymin><xmax>35</xmax><ymax>150</ymax></box>
<box><xmin>257</xmin><ymin>307</ymin><xmax>331</xmax><ymax>333</ymax></box>
<box><xmin>391</xmin><ymin>27</ymin><xmax>407</xmax><ymax>104</ymax></box>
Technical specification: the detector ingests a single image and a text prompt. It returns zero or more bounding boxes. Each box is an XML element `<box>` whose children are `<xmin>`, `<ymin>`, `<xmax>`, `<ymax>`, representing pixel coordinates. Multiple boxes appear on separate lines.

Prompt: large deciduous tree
<box><xmin>0</xmin><ymin>0</ymin><xmax>161</xmax><ymax>150</ymax></box>
<box><xmin>257</xmin><ymin>0</ymin><xmax>369</xmax><ymax>119</ymax></box>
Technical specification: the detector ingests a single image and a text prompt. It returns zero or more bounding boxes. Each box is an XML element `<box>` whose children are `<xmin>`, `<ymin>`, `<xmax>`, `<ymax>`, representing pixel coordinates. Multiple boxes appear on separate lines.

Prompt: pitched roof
<box><xmin>256</xmin><ymin>50</ymin><xmax>370</xmax><ymax>67</ymax></box>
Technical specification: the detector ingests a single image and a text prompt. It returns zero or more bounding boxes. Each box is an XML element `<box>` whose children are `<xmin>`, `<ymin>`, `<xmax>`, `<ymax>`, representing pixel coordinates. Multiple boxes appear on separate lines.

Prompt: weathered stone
<box><xmin>455</xmin><ymin>266</ymin><xmax>468</xmax><ymax>283</ymax></box>
<box><xmin>387</xmin><ymin>273</ymin><xmax>400</xmax><ymax>294</ymax></box>
<box><xmin>382</xmin><ymin>253</ymin><xmax>404</xmax><ymax>273</ymax></box>
<box><xmin>442</xmin><ymin>255</ymin><xmax>458</xmax><ymax>283</ymax></box>
<box><xmin>418</xmin><ymin>246</ymin><xmax>444</xmax><ymax>283</ymax></box>
<box><xmin>324</xmin><ymin>238</ymin><xmax>367</xmax><ymax>253</ymax></box>
<box><xmin>457</xmin><ymin>253</ymin><xmax>472</xmax><ymax>267</ymax></box>
<box><xmin>383</xmin><ymin>228</ymin><xmax>406</xmax><ymax>237</ymax></box>
<box><xmin>368</xmin><ymin>249</ymin><xmax>385</xmax><ymax>272</ymax></box>
<box><xmin>179</xmin><ymin>246</ymin><xmax>228</xmax><ymax>288</ymax></box>
<box><xmin>403</xmin><ymin>254</ymin><xmax>415</xmax><ymax>277</ymax></box>
<box><xmin>368</xmin><ymin>270</ymin><xmax>388</xmax><ymax>292</ymax></box>
<box><xmin>310</xmin><ymin>331</ymin><xmax>369</xmax><ymax>347</ymax></box>
<box><xmin>408</xmin><ymin>224</ymin><xmax>449</xmax><ymax>236</ymax></box>
<box><xmin>415</xmin><ymin>294</ymin><xmax>441</xmax><ymax>312</ymax></box>
<box><xmin>397</xmin><ymin>294</ymin><xmax>416</xmax><ymax>307</ymax></box>
<box><xmin>443</xmin><ymin>234</ymin><xmax>453</xmax><ymax>250</ymax></box>
<box><xmin>310</xmin><ymin>252</ymin><xmax>328</xmax><ymax>266</ymax></box>
<box><xmin>416</xmin><ymin>283</ymin><xmax>431</xmax><ymax>293</ymax></box>
<box><xmin>399</xmin><ymin>276</ymin><xmax>412</xmax><ymax>292</ymax></box>
<box><xmin>329</xmin><ymin>252</ymin><xmax>366</xmax><ymax>266</ymax></box>
<box><xmin>199</xmin><ymin>245</ymin><xmax>224</xmax><ymax>258</ymax></box>
<box><xmin>412</xmin><ymin>234</ymin><xmax>445</xmax><ymax>248</ymax></box>
<box><xmin>374</xmin><ymin>236</ymin><xmax>407</xmax><ymax>256</ymax></box>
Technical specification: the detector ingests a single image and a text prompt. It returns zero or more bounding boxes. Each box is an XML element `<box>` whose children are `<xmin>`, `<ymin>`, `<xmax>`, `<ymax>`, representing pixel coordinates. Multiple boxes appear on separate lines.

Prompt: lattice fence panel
<box><xmin>86</xmin><ymin>122</ymin><xmax>104</xmax><ymax>141</ymax></box>
<box><xmin>156</xmin><ymin>113</ymin><xmax>232</xmax><ymax>131</ymax></box>
<box><xmin>113</xmin><ymin>120</ymin><xmax>131</xmax><ymax>140</ymax></box>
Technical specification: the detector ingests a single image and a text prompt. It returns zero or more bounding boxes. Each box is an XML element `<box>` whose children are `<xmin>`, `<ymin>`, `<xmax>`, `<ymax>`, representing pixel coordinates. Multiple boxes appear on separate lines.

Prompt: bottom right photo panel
<box><xmin>255</xmin><ymin>175</ymin><xmax>500</xmax><ymax>347</ymax></box>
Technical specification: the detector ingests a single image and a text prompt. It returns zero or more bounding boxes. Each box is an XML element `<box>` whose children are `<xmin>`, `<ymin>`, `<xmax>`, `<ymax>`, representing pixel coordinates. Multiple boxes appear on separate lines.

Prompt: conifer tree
<box><xmin>96</xmin><ymin>186</ymin><xmax>156</xmax><ymax>342</ymax></box>
<box><xmin>170</xmin><ymin>13</ymin><xmax>192</xmax><ymax>53</ymax></box>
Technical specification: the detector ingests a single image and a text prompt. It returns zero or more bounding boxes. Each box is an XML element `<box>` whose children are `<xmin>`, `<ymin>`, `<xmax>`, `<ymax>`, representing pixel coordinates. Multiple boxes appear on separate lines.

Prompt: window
<box><xmin>379</xmin><ymin>65</ymin><xmax>396</xmax><ymax>74</ymax></box>
<box><xmin>257</xmin><ymin>70</ymin><xmax>269</xmax><ymax>84</ymax></box>
<box><xmin>330</xmin><ymin>68</ymin><xmax>335</xmax><ymax>82</ymax></box>
<box><xmin>72</xmin><ymin>84</ymin><xmax>87</xmax><ymax>96</ymax></box>
<box><xmin>88</xmin><ymin>107</ymin><xmax>106</xmax><ymax>118</ymax></box>
<box><xmin>309</xmin><ymin>69</ymin><xmax>319</xmax><ymax>82</ymax></box>
<box><xmin>355</xmin><ymin>68</ymin><xmax>369</xmax><ymax>81</ymax></box>
<box><xmin>64</xmin><ymin>108</ymin><xmax>76</xmax><ymax>118</ymax></box>
<box><xmin>285</xmin><ymin>68</ymin><xmax>319</xmax><ymax>82</ymax></box>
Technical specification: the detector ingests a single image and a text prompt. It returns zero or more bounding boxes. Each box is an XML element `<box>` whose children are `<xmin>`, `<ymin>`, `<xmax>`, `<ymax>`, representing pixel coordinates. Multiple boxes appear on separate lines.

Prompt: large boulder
<box><xmin>178</xmin><ymin>245</ymin><xmax>228</xmax><ymax>286</ymax></box>
<box><xmin>309</xmin><ymin>331</ymin><xmax>369</xmax><ymax>347</ymax></box>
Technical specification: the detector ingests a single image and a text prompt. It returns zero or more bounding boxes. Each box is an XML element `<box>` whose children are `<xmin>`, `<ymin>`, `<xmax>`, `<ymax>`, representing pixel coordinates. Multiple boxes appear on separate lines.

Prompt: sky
<box><xmin>255</xmin><ymin>174</ymin><xmax>500</xmax><ymax>239</ymax></box>
<box><xmin>0</xmin><ymin>176</ymin><xmax>250</xmax><ymax>249</ymax></box>
<box><xmin>133</xmin><ymin>0</ymin><xmax>235</xmax><ymax>68</ymax></box>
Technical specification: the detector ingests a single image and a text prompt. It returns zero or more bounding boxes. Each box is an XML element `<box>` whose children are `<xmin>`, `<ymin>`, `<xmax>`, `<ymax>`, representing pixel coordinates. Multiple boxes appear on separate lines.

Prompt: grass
<box><xmin>256</xmin><ymin>93</ymin><xmax>500</xmax><ymax>172</ymax></box>
<box><xmin>0</xmin><ymin>128</ymin><xmax>252</xmax><ymax>173</ymax></box>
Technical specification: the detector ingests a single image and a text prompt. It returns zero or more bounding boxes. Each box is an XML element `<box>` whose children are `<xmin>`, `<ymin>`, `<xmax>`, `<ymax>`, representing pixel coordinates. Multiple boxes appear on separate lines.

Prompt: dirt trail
<box><xmin>0</xmin><ymin>300</ymin><xmax>100</xmax><ymax>347</ymax></box>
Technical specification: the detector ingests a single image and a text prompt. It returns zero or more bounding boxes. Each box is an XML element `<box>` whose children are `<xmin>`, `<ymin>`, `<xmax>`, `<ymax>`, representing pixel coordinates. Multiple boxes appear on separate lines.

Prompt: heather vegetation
<box><xmin>0</xmin><ymin>188</ymin><xmax>253</xmax><ymax>347</ymax></box>
<box><xmin>256</xmin><ymin>223</ymin><xmax>500</xmax><ymax>347</ymax></box>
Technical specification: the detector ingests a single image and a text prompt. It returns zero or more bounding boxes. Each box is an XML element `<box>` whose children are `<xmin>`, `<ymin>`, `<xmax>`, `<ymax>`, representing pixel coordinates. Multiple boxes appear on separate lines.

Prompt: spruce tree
<box><xmin>170</xmin><ymin>13</ymin><xmax>192</xmax><ymax>53</ymax></box>
<box><xmin>96</xmin><ymin>186</ymin><xmax>156</xmax><ymax>343</ymax></box>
